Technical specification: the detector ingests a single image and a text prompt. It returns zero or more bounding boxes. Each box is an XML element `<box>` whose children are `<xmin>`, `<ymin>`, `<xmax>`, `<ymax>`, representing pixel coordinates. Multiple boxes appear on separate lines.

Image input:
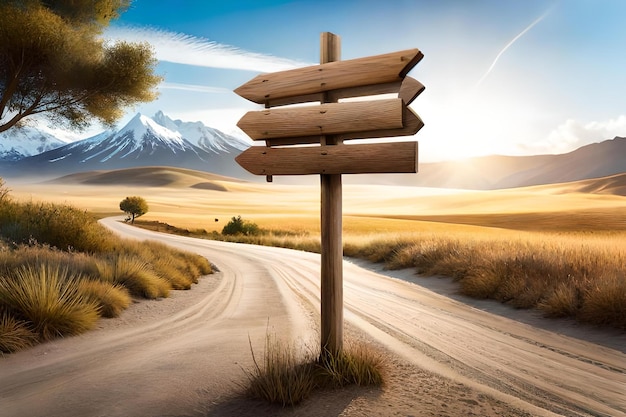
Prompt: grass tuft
<box><xmin>580</xmin><ymin>273</ymin><xmax>626</xmax><ymax>328</ymax></box>
<box><xmin>77</xmin><ymin>279</ymin><xmax>131</xmax><ymax>318</ymax></box>
<box><xmin>243</xmin><ymin>333</ymin><xmax>387</xmax><ymax>407</ymax></box>
<box><xmin>0</xmin><ymin>311</ymin><xmax>38</xmax><ymax>353</ymax></box>
<box><xmin>96</xmin><ymin>255</ymin><xmax>170</xmax><ymax>299</ymax></box>
<box><xmin>316</xmin><ymin>343</ymin><xmax>387</xmax><ymax>388</ymax></box>
<box><xmin>0</xmin><ymin>264</ymin><xmax>100</xmax><ymax>340</ymax></box>
<box><xmin>243</xmin><ymin>334</ymin><xmax>316</xmax><ymax>406</ymax></box>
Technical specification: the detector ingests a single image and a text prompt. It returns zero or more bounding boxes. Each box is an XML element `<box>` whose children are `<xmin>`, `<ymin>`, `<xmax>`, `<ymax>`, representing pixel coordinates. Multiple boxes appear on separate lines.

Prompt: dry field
<box><xmin>8</xmin><ymin>167</ymin><xmax>626</xmax><ymax>328</ymax></box>
<box><xmin>8</xmin><ymin>167</ymin><xmax>626</xmax><ymax>236</ymax></box>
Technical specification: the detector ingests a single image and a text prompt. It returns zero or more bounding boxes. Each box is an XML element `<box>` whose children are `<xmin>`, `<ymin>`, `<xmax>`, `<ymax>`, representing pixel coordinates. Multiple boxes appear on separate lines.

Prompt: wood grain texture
<box><xmin>235</xmin><ymin>142</ymin><xmax>418</xmax><ymax>175</ymax></box>
<box><xmin>264</xmin><ymin>76</ymin><xmax>424</xmax><ymax>108</ymax></box>
<box><xmin>237</xmin><ymin>98</ymin><xmax>403</xmax><ymax>140</ymax></box>
<box><xmin>258</xmin><ymin>106</ymin><xmax>423</xmax><ymax>146</ymax></box>
<box><xmin>234</xmin><ymin>49</ymin><xmax>423</xmax><ymax>104</ymax></box>
<box><xmin>319</xmin><ymin>32</ymin><xmax>343</xmax><ymax>357</ymax></box>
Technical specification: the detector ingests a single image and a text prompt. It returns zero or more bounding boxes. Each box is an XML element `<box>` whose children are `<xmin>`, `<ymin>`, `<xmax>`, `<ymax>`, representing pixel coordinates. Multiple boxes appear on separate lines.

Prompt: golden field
<box><xmin>6</xmin><ymin>167</ymin><xmax>626</xmax><ymax>328</ymax></box>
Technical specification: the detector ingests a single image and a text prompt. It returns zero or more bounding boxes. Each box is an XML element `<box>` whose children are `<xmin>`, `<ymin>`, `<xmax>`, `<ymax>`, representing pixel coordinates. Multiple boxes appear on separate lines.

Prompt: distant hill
<box><xmin>46</xmin><ymin>166</ymin><xmax>243</xmax><ymax>191</ymax></box>
<box><xmin>344</xmin><ymin>136</ymin><xmax>626</xmax><ymax>189</ymax></box>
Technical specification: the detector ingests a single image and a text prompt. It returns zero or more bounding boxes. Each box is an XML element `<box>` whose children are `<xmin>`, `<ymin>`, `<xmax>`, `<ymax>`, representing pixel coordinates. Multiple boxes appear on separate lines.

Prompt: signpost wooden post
<box><xmin>234</xmin><ymin>33</ymin><xmax>425</xmax><ymax>358</ymax></box>
<box><xmin>319</xmin><ymin>32</ymin><xmax>343</xmax><ymax>357</ymax></box>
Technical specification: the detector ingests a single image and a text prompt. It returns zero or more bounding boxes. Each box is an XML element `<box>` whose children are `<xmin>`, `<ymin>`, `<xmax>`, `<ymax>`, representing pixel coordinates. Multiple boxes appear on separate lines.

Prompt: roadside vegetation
<box><xmin>242</xmin><ymin>332</ymin><xmax>387</xmax><ymax>406</ymax></box>
<box><xmin>134</xmin><ymin>215</ymin><xmax>626</xmax><ymax>330</ymax></box>
<box><xmin>0</xmin><ymin>183</ymin><xmax>212</xmax><ymax>353</ymax></box>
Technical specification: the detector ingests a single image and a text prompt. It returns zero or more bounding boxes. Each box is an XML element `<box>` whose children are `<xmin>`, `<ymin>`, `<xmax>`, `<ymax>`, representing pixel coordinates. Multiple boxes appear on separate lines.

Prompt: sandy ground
<box><xmin>1</xmin><ymin>220</ymin><xmax>624</xmax><ymax>417</ymax></box>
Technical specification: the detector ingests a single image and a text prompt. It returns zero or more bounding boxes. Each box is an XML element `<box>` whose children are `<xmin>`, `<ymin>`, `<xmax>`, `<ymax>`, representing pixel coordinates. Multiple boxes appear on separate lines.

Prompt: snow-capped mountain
<box><xmin>152</xmin><ymin>111</ymin><xmax>250</xmax><ymax>154</ymax></box>
<box><xmin>0</xmin><ymin>126</ymin><xmax>66</xmax><ymax>161</ymax></box>
<box><xmin>1</xmin><ymin>112</ymin><xmax>254</xmax><ymax>180</ymax></box>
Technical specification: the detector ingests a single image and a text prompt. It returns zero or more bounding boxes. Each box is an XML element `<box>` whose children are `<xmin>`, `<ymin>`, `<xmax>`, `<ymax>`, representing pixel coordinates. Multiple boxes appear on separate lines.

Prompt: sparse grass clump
<box><xmin>244</xmin><ymin>334</ymin><xmax>317</xmax><ymax>406</ymax></box>
<box><xmin>243</xmin><ymin>333</ymin><xmax>387</xmax><ymax>407</ymax></box>
<box><xmin>316</xmin><ymin>344</ymin><xmax>386</xmax><ymax>388</ymax></box>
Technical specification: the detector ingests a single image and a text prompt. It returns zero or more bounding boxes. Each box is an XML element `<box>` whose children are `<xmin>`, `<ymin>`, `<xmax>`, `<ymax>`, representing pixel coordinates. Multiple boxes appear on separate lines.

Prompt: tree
<box><xmin>0</xmin><ymin>0</ymin><xmax>162</xmax><ymax>133</ymax></box>
<box><xmin>119</xmin><ymin>196</ymin><xmax>148</xmax><ymax>224</ymax></box>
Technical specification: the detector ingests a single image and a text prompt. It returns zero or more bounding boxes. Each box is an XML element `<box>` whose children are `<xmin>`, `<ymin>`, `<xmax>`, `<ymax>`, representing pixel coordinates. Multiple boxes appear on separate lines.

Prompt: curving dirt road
<box><xmin>1</xmin><ymin>218</ymin><xmax>624</xmax><ymax>417</ymax></box>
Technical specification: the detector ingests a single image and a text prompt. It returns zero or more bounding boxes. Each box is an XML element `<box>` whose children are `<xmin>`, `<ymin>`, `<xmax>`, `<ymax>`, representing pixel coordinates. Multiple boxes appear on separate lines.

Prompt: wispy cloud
<box><xmin>159</xmin><ymin>82</ymin><xmax>230</xmax><ymax>94</ymax></box>
<box><xmin>546</xmin><ymin>115</ymin><xmax>626</xmax><ymax>149</ymax></box>
<box><xmin>105</xmin><ymin>26</ymin><xmax>310</xmax><ymax>72</ymax></box>
<box><xmin>475</xmin><ymin>6</ymin><xmax>554</xmax><ymax>88</ymax></box>
<box><xmin>518</xmin><ymin>115</ymin><xmax>626</xmax><ymax>154</ymax></box>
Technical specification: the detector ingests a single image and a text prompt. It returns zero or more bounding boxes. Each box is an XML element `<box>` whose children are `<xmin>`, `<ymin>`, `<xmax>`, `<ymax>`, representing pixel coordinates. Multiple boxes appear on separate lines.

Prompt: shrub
<box><xmin>222</xmin><ymin>215</ymin><xmax>260</xmax><ymax>236</ymax></box>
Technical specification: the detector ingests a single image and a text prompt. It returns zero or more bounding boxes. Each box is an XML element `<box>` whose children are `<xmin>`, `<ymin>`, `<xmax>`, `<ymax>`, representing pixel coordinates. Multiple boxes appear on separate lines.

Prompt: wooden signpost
<box><xmin>234</xmin><ymin>33</ymin><xmax>424</xmax><ymax>357</ymax></box>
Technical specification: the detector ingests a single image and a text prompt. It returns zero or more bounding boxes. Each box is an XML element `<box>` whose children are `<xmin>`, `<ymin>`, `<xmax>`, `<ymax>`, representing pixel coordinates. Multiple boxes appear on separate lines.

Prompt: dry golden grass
<box><xmin>243</xmin><ymin>332</ymin><xmax>387</xmax><ymax>407</ymax></box>
<box><xmin>0</xmin><ymin>264</ymin><xmax>101</xmax><ymax>341</ymax></box>
<box><xmin>76</xmin><ymin>279</ymin><xmax>131</xmax><ymax>318</ymax></box>
<box><xmin>6</xmin><ymin>169</ymin><xmax>626</xmax><ymax>329</ymax></box>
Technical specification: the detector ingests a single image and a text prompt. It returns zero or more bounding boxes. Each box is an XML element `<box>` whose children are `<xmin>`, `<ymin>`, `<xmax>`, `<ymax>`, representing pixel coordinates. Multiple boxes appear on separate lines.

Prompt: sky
<box><xmin>91</xmin><ymin>0</ymin><xmax>626</xmax><ymax>162</ymax></box>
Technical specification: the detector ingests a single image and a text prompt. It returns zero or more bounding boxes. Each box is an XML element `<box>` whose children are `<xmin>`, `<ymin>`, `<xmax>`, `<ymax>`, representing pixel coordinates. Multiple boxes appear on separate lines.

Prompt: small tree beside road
<box><xmin>119</xmin><ymin>196</ymin><xmax>148</xmax><ymax>224</ymax></box>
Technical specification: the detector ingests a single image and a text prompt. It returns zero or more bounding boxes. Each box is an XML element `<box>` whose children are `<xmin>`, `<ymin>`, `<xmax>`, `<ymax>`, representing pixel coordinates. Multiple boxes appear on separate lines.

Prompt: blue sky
<box><xmin>98</xmin><ymin>0</ymin><xmax>626</xmax><ymax>162</ymax></box>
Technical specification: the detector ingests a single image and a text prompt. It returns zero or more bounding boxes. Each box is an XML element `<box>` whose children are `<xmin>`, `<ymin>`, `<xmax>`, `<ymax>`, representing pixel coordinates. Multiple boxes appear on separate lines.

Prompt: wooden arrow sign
<box><xmin>234</xmin><ymin>49</ymin><xmax>423</xmax><ymax>105</ymax></box>
<box><xmin>236</xmin><ymin>142</ymin><xmax>418</xmax><ymax>176</ymax></box>
<box><xmin>264</xmin><ymin>106</ymin><xmax>423</xmax><ymax>147</ymax></box>
<box><xmin>237</xmin><ymin>98</ymin><xmax>403</xmax><ymax>140</ymax></box>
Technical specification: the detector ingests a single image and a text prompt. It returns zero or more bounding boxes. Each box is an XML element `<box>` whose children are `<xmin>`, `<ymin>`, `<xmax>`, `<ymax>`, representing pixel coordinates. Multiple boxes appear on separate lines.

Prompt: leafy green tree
<box><xmin>0</xmin><ymin>0</ymin><xmax>161</xmax><ymax>133</ymax></box>
<box><xmin>119</xmin><ymin>196</ymin><xmax>148</xmax><ymax>224</ymax></box>
<box><xmin>222</xmin><ymin>215</ymin><xmax>260</xmax><ymax>236</ymax></box>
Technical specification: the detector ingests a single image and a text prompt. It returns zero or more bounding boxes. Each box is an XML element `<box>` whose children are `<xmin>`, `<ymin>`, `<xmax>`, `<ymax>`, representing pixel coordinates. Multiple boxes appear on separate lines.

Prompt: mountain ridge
<box><xmin>0</xmin><ymin>114</ymin><xmax>623</xmax><ymax>190</ymax></box>
<box><xmin>0</xmin><ymin>112</ymin><xmax>254</xmax><ymax>180</ymax></box>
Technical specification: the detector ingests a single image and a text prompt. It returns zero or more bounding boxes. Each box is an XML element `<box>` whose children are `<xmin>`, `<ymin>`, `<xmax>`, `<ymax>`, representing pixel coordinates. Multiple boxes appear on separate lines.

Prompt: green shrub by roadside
<box><xmin>222</xmin><ymin>215</ymin><xmax>260</xmax><ymax>236</ymax></box>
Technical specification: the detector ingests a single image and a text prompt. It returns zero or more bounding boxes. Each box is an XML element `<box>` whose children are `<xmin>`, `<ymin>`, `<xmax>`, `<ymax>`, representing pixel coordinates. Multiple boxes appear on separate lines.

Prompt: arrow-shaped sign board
<box><xmin>237</xmin><ymin>98</ymin><xmax>403</xmax><ymax>140</ymax></box>
<box><xmin>236</xmin><ymin>142</ymin><xmax>418</xmax><ymax>176</ymax></box>
<box><xmin>235</xmin><ymin>49</ymin><xmax>423</xmax><ymax>106</ymax></box>
<box><xmin>233</xmin><ymin>44</ymin><xmax>424</xmax><ymax>176</ymax></box>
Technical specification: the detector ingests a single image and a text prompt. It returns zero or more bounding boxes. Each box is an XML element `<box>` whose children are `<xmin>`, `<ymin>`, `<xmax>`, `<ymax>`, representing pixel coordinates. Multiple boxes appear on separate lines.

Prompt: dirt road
<box><xmin>0</xmin><ymin>219</ymin><xmax>623</xmax><ymax>416</ymax></box>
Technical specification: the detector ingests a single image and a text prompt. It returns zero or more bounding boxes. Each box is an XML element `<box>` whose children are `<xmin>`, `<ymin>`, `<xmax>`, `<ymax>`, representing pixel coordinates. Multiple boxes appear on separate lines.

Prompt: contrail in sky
<box><xmin>475</xmin><ymin>6</ymin><xmax>554</xmax><ymax>88</ymax></box>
